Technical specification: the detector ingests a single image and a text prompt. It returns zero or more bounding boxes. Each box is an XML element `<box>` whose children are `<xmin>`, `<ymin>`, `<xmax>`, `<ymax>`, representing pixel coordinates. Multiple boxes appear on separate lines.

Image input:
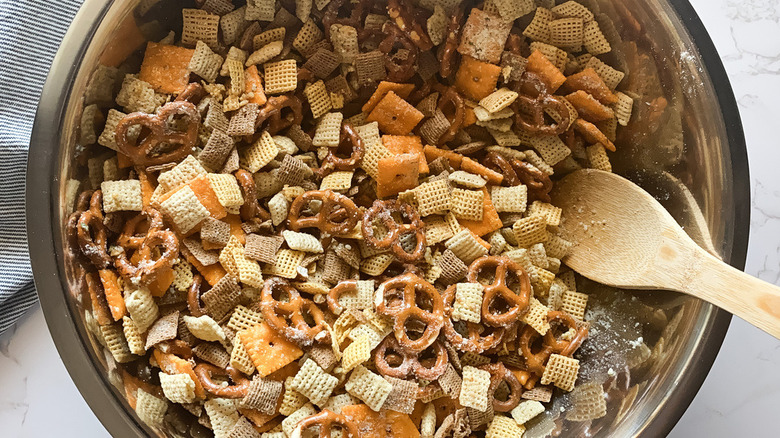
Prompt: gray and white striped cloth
<box><xmin>0</xmin><ymin>0</ymin><xmax>83</xmax><ymax>334</ymax></box>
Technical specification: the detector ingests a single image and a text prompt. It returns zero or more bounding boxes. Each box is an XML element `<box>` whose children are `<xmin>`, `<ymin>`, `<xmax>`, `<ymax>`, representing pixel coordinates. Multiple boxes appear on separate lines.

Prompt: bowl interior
<box><xmin>28</xmin><ymin>0</ymin><xmax>748</xmax><ymax>436</ymax></box>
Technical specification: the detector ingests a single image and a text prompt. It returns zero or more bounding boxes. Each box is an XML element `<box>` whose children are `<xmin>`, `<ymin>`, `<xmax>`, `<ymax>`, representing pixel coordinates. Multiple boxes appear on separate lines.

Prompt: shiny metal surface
<box><xmin>26</xmin><ymin>0</ymin><xmax>749</xmax><ymax>437</ymax></box>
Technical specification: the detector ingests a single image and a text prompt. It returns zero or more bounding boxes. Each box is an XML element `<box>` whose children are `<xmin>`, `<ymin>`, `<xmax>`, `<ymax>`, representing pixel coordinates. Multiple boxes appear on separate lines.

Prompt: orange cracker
<box><xmin>361</xmin><ymin>81</ymin><xmax>416</xmax><ymax>113</ymax></box>
<box><xmin>382</xmin><ymin>135</ymin><xmax>429</xmax><ymax>174</ymax></box>
<box><xmin>224</xmin><ymin>214</ymin><xmax>247</xmax><ymax>245</ymax></box>
<box><xmin>153</xmin><ymin>349</ymin><xmax>206</xmax><ymax>399</ymax></box>
<box><xmin>423</xmin><ymin>145</ymin><xmax>463</xmax><ymax>168</ymax></box>
<box><xmin>240</xmin><ymin>323</ymin><xmax>304</xmax><ymax>377</ymax></box>
<box><xmin>460</xmin><ymin>156</ymin><xmax>503</xmax><ymax>185</ymax></box>
<box><xmin>563</xmin><ymin>68</ymin><xmax>618</xmax><ymax>105</ymax></box>
<box><xmin>98</xmin><ymin>269</ymin><xmax>126</xmax><ymax>321</ymax></box>
<box><xmin>458</xmin><ymin>187</ymin><xmax>503</xmax><ymax>237</ymax></box>
<box><xmin>342</xmin><ymin>404</ymin><xmax>421</xmax><ymax>438</ymax></box>
<box><xmin>238</xmin><ymin>408</ymin><xmax>277</xmax><ymax>431</ymax></box>
<box><xmin>87</xmin><ymin>272</ymin><xmax>112</xmax><ymax>326</ymax></box>
<box><xmin>138</xmin><ymin>42</ymin><xmax>194</xmax><ymax>94</ymax></box>
<box><xmin>158</xmin><ymin>175</ymin><xmax>228</xmax><ymax>222</ymax></box>
<box><xmin>454</xmin><ymin>55</ymin><xmax>502</xmax><ymax>101</ymax></box>
<box><xmin>376</xmin><ymin>153</ymin><xmax>420</xmax><ymax>198</ymax></box>
<box><xmin>365</xmin><ymin>91</ymin><xmax>425</xmax><ymax>135</ymax></box>
<box><xmin>129</xmin><ymin>251</ymin><xmax>174</xmax><ymax>297</ymax></box>
<box><xmin>99</xmin><ymin>16</ymin><xmax>146</xmax><ymax>68</ymax></box>
<box><xmin>117</xmin><ymin>153</ymin><xmax>133</xmax><ymax>169</ymax></box>
<box><xmin>574</xmin><ymin>118</ymin><xmax>616</xmax><ymax>152</ymax></box>
<box><xmin>526</xmin><ymin>50</ymin><xmax>566</xmax><ymax>93</ymax></box>
<box><xmin>565</xmin><ymin>90</ymin><xmax>614</xmax><ymax>122</ymax></box>
<box><xmin>245</xmin><ymin>65</ymin><xmax>268</xmax><ymax>106</ymax></box>
<box><xmin>181</xmin><ymin>246</ymin><xmax>227</xmax><ymax>286</ymax></box>
<box><xmin>138</xmin><ymin>172</ymin><xmax>155</xmax><ymax>208</ymax></box>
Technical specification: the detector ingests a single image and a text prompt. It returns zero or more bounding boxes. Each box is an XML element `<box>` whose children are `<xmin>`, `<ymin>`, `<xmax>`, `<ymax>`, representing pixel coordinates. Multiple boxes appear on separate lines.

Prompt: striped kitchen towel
<box><xmin>0</xmin><ymin>0</ymin><xmax>84</xmax><ymax>334</ymax></box>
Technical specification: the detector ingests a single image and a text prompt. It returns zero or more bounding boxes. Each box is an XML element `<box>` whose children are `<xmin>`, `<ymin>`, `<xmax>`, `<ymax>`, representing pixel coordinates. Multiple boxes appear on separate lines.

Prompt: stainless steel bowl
<box><xmin>27</xmin><ymin>0</ymin><xmax>749</xmax><ymax>436</ymax></box>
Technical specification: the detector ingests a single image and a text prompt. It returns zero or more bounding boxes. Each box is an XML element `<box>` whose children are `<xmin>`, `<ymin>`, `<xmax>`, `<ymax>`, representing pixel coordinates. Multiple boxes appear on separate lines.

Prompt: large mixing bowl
<box><xmin>27</xmin><ymin>0</ymin><xmax>749</xmax><ymax>436</ymax></box>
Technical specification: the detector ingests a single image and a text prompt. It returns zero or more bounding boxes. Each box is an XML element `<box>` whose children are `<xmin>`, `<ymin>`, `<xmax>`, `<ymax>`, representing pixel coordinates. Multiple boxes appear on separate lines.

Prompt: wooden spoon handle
<box><xmin>686</xmin><ymin>248</ymin><xmax>780</xmax><ymax>339</ymax></box>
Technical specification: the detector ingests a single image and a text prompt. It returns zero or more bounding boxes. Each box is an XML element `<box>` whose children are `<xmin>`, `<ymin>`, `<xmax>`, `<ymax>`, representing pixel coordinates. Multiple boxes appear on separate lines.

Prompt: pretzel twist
<box><xmin>511</xmin><ymin>72</ymin><xmax>571</xmax><ymax>136</ymax></box>
<box><xmin>479</xmin><ymin>362</ymin><xmax>523</xmax><ymax>412</ymax></box>
<box><xmin>194</xmin><ymin>363</ymin><xmax>251</xmax><ymax>398</ymax></box>
<box><xmin>441</xmin><ymin>284</ymin><xmax>507</xmax><ymax>354</ymax></box>
<box><xmin>187</xmin><ymin>274</ymin><xmax>206</xmax><ymax>317</ymax></box>
<box><xmin>317</xmin><ymin>123</ymin><xmax>365</xmax><ymax>177</ymax></box>
<box><xmin>362</xmin><ymin>200</ymin><xmax>426</xmax><ymax>263</ymax></box>
<box><xmin>326</xmin><ymin>279</ymin><xmax>358</xmax><ymax>315</ymax></box>
<box><xmin>467</xmin><ymin>256</ymin><xmax>532</xmax><ymax>327</ymax></box>
<box><xmin>288</xmin><ymin>190</ymin><xmax>361</xmax><ymax>236</ymax></box>
<box><xmin>260</xmin><ymin>277</ymin><xmax>330</xmax><ymax>346</ymax></box>
<box><xmin>77</xmin><ymin>190</ymin><xmax>112</xmax><ymax>269</ymax></box>
<box><xmin>512</xmin><ymin>159</ymin><xmax>553</xmax><ymax>203</ymax></box>
<box><xmin>235</xmin><ymin>169</ymin><xmax>271</xmax><ymax>222</ymax></box>
<box><xmin>433</xmin><ymin>86</ymin><xmax>465</xmax><ymax>145</ymax></box>
<box><xmin>255</xmin><ymin>94</ymin><xmax>304</xmax><ymax>135</ymax></box>
<box><xmin>438</xmin><ymin>6</ymin><xmax>464</xmax><ymax>79</ymax></box>
<box><xmin>113</xmin><ymin>207</ymin><xmax>179</xmax><ymax>286</ymax></box>
<box><xmin>378</xmin><ymin>22</ymin><xmax>418</xmax><ymax>83</ymax></box>
<box><xmin>374</xmin><ymin>335</ymin><xmax>448</xmax><ymax>380</ymax></box>
<box><xmin>387</xmin><ymin>0</ymin><xmax>433</xmax><ymax>50</ymax></box>
<box><xmin>518</xmin><ymin>311</ymin><xmax>588</xmax><ymax>374</ymax></box>
<box><xmin>291</xmin><ymin>410</ymin><xmax>360</xmax><ymax>438</ymax></box>
<box><xmin>484</xmin><ymin>152</ymin><xmax>520</xmax><ymax>186</ymax></box>
<box><xmin>174</xmin><ymin>82</ymin><xmax>207</xmax><ymax>105</ymax></box>
<box><xmin>376</xmin><ymin>273</ymin><xmax>444</xmax><ymax>353</ymax></box>
<box><xmin>115</xmin><ymin>101</ymin><xmax>200</xmax><ymax>167</ymax></box>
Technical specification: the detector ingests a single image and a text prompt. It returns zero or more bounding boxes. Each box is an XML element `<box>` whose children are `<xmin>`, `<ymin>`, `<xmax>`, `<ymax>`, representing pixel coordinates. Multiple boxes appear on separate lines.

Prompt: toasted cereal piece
<box><xmin>486</xmin><ymin>415</ymin><xmax>525</xmax><ymax>438</ymax></box>
<box><xmin>586</xmin><ymin>144</ymin><xmax>612</xmax><ymax>172</ymax></box>
<box><xmin>85</xmin><ymin>64</ymin><xmax>121</xmax><ymax>107</ymax></box>
<box><xmin>561</xmin><ymin>290</ymin><xmax>588</xmax><ymax>320</ymax></box>
<box><xmin>418</xmin><ymin>109</ymin><xmax>451</xmax><ymax>146</ymax></box>
<box><xmin>446</xmin><ymin>229</ymin><xmax>489</xmax><ymax>264</ymax></box>
<box><xmin>115</xmin><ymin>75</ymin><xmax>162</xmax><ymax>114</ymax></box>
<box><xmin>455</xmin><ymin>56</ymin><xmax>502</xmax><ymax>101</ymax></box>
<box><xmin>136</xmin><ymin>389</ymin><xmax>168</xmax><ymax>426</ymax></box>
<box><xmin>493</xmin><ymin>0</ymin><xmax>534</xmax><ymax>22</ymax></box>
<box><xmin>282</xmin><ymin>403</ymin><xmax>318</xmax><ymax>437</ymax></box>
<box><xmin>263</xmin><ymin>59</ymin><xmax>298</xmax><ymax>95</ymax></box>
<box><xmin>360</xmin><ymin>253</ymin><xmax>395</xmax><ymax>276</ymax></box>
<box><xmin>452</xmin><ymin>283</ymin><xmax>484</xmax><ymax>323</ymax></box>
<box><xmin>202</xmin><ymin>275</ymin><xmax>242</xmax><ymax>320</ymax></box>
<box><xmin>97</xmin><ymin>109</ymin><xmax>128</xmax><ymax>151</ymax></box>
<box><xmin>583</xmin><ymin>20</ymin><xmax>611</xmax><ymax>55</ymax></box>
<box><xmin>426</xmin><ymin>5</ymin><xmax>448</xmax><ymax>46</ymax></box>
<box><xmin>157</xmin><ymin>155</ymin><xmax>209</xmax><ymax>192</ymax></box>
<box><xmin>145</xmin><ymin>311</ymin><xmax>180</xmax><ymax>349</ymax></box>
<box><xmin>289</xmin><ymin>358</ymin><xmax>338</xmax><ymax>406</ymax></box>
<box><xmin>476</xmin><ymin>117</ymin><xmax>513</xmax><ymax>132</ymax></box>
<box><xmin>268</xmin><ymin>192</ymin><xmax>289</xmax><ymax>227</ymax></box>
<box><xmin>424</xmin><ymin>216</ymin><xmax>455</xmax><ymax>245</ymax></box>
<box><xmin>451</xmin><ymin>188</ymin><xmax>484</xmax><ymax>222</ymax></box>
<box><xmin>189</xmin><ymin>41</ymin><xmax>223</xmax><ymax>83</ymax></box>
<box><xmin>549</xmin><ymin>17</ymin><xmax>584</xmax><ymax>51</ymax></box>
<box><xmin>124</xmin><ymin>286</ymin><xmax>159</xmax><ymax>332</ymax></box>
<box><xmin>184</xmin><ymin>315</ymin><xmax>226</xmax><ymax>342</ymax></box>
<box><xmin>524</xmin><ymin>9</ymin><xmax>555</xmax><ymax>43</ymax></box>
<box><xmin>449</xmin><ymin>171</ymin><xmax>487</xmax><ymax>189</ymax></box>
<box><xmin>522</xmin><ymin>298</ymin><xmax>551</xmax><ymax>335</ymax></box>
<box><xmin>458</xmin><ymin>8</ymin><xmax>512</xmax><ymax>64</ymax></box>
<box><xmin>122</xmin><ymin>316</ymin><xmax>145</xmax><ymax>355</ymax></box>
<box><xmin>252</xmin><ymin>27</ymin><xmax>286</xmax><ymax>51</ymax></box>
<box><xmin>541</xmin><ymin>354</ymin><xmax>579</xmax><ymax>391</ymax></box>
<box><xmin>312</xmin><ymin>112</ymin><xmax>344</xmax><ymax>147</ymax></box>
<box><xmin>510</xmin><ymin>399</ymin><xmax>545</xmax><ymax>425</ymax></box>
<box><xmin>302</xmin><ymin>49</ymin><xmax>339</xmax><ymax>81</ymax></box>
<box><xmin>527</xmin><ymin>201</ymin><xmax>562</xmax><ymax>226</ymax></box>
<box><xmin>200</xmin><ymin>131</ymin><xmax>235</xmax><ymax>172</ymax></box>
<box><xmin>365</xmin><ymin>91</ymin><xmax>424</xmax><ymax>135</ymax></box>
<box><xmin>192</xmin><ymin>343</ymin><xmax>231</xmax><ymax>369</ymax></box>
<box><xmin>240</xmin><ymin>131</ymin><xmax>279</xmax><ymax>172</ymax></box>
<box><xmin>279</xmin><ymin>377</ymin><xmax>309</xmax><ymax>416</ymax></box>
<box><xmin>205</xmin><ymin>398</ymin><xmax>240</xmax><ymax>438</ymax></box>
<box><xmin>613</xmin><ymin>91</ymin><xmax>633</xmax><ymax>127</ymax></box>
<box><xmin>101</xmin><ymin>323</ymin><xmax>134</xmax><ymax>362</ymax></box>
<box><xmin>585</xmin><ymin>57</ymin><xmax>624</xmax><ymax>90</ymax></box>
<box><xmin>265</xmin><ymin>249</ymin><xmax>305</xmax><ymax>278</ymax></box>
<box><xmin>201</xmin><ymin>218</ymin><xmax>231</xmax><ymax>248</ymax></box>
<box><xmin>278</xmin><ymin>155</ymin><xmax>314</xmax><ymax>187</ymax></box>
<box><xmin>293</xmin><ymin>19</ymin><xmax>325</xmax><ymax>55</ymax></box>
<box><xmin>345</xmin><ymin>365</ymin><xmax>393</xmax><ymax>411</ymax></box>
<box><xmin>218</xmin><ymin>235</ymin><xmax>242</xmax><ymax>277</ymax></box>
<box><xmin>320</xmin><ymin>171</ymin><xmax>353</xmax><ymax>192</ymax></box>
<box><xmin>356</xmin><ymin>123</ymin><xmax>391</xmax><ymax>179</ymax></box>
<box><xmin>160</xmin><ymin>372</ymin><xmax>197</xmax><ymax>404</ymax></box>
<box><xmin>420</xmin><ymin>403</ymin><xmax>437</xmax><ymax>438</ymax></box>
<box><xmin>415</xmin><ymin>178</ymin><xmax>452</xmax><ymax>216</ymax></box>
<box><xmin>330</xmin><ymin>24</ymin><xmax>359</xmax><ymax>64</ymax></box>
<box><xmin>101</xmin><ymin>180</ymin><xmax>143</xmax><ymax>213</ymax></box>
<box><xmin>486</xmin><ymin>127</ymin><xmax>521</xmax><ymax>148</ymax></box>
<box><xmin>139</xmin><ymin>42</ymin><xmax>195</xmax><ymax>94</ymax></box>
<box><xmin>234</xmin><ymin>250</ymin><xmax>264</xmax><ymax>289</ymax></box>
<box><xmin>220</xmin><ymin>7</ymin><xmax>249</xmax><ymax>45</ymax></box>
<box><xmin>182</xmin><ymin>9</ymin><xmax>220</xmax><ymax>48</ymax></box>
<box><xmin>245</xmin><ymin>0</ymin><xmax>275</xmax><ymax>21</ymax></box>
<box><xmin>381</xmin><ymin>376</ymin><xmax>418</xmax><ymax>415</ymax></box>
<box><xmin>459</xmin><ymin>366</ymin><xmax>491</xmax><ymax>412</ymax></box>
<box><xmin>491</xmin><ymin>185</ymin><xmax>527</xmax><ymax>214</ymax></box>
<box><xmin>528</xmin><ymin>243</ymin><xmax>548</xmax><ymax>268</ymax></box>
<box><xmin>227</xmin><ymin>305</ymin><xmax>264</xmax><ymax>333</ymax></box>
<box><xmin>552</xmin><ymin>1</ymin><xmax>594</xmax><ymax>21</ymax></box>
<box><xmin>567</xmin><ymin>381</ymin><xmax>607</xmax><ymax>422</ymax></box>
<box><xmin>303</xmin><ymin>80</ymin><xmax>333</xmax><ymax>119</ymax></box>
<box><xmin>479</xmin><ymin>88</ymin><xmax>518</xmax><ymax>114</ymax></box>
<box><xmin>282</xmin><ymin>230</ymin><xmax>324</xmax><ymax>253</ymax></box>
<box><xmin>207</xmin><ymin>174</ymin><xmax>245</xmax><ymax>210</ymax></box>
<box><xmin>242</xmin><ymin>377</ymin><xmax>284</xmax><ymax>414</ymax></box>
<box><xmin>513</xmin><ymin>215</ymin><xmax>548</xmax><ymax>248</ymax></box>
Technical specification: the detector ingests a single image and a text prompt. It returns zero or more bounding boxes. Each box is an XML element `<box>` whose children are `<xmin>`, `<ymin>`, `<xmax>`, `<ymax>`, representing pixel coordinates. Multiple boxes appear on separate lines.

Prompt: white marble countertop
<box><xmin>3</xmin><ymin>0</ymin><xmax>780</xmax><ymax>436</ymax></box>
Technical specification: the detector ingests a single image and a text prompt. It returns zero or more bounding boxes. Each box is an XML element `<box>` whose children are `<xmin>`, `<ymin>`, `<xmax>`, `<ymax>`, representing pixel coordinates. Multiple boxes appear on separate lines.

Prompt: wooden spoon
<box><xmin>551</xmin><ymin>169</ymin><xmax>780</xmax><ymax>339</ymax></box>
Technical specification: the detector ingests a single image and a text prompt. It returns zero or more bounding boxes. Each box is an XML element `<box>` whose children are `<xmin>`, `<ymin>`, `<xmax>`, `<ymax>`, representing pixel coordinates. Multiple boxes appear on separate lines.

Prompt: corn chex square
<box><xmin>265</xmin><ymin>249</ymin><xmax>306</xmax><ymax>279</ymax></box>
<box><xmin>312</xmin><ymin>112</ymin><xmax>344</xmax><ymax>147</ymax></box>
<box><xmin>240</xmin><ymin>131</ymin><xmax>279</xmax><ymax>172</ymax></box>
<box><xmin>101</xmin><ymin>180</ymin><xmax>143</xmax><ymax>213</ymax></box>
<box><xmin>345</xmin><ymin>365</ymin><xmax>393</xmax><ymax>412</ymax></box>
<box><xmin>452</xmin><ymin>283</ymin><xmax>484</xmax><ymax>323</ymax></box>
<box><xmin>159</xmin><ymin>372</ymin><xmax>197</xmax><ymax>404</ymax></box>
<box><xmin>282</xmin><ymin>230</ymin><xmax>324</xmax><ymax>253</ymax></box>
<box><xmin>486</xmin><ymin>415</ymin><xmax>526</xmax><ymax>438</ymax></box>
<box><xmin>320</xmin><ymin>171</ymin><xmax>354</xmax><ymax>192</ymax></box>
<box><xmin>263</xmin><ymin>59</ymin><xmax>298</xmax><ymax>94</ymax></box>
<box><xmin>446</xmin><ymin>229</ymin><xmax>489</xmax><ymax>264</ymax></box>
<box><xmin>416</xmin><ymin>179</ymin><xmax>452</xmax><ymax>216</ymax></box>
<box><xmin>451</xmin><ymin>188</ymin><xmax>484</xmax><ymax>222</ymax></box>
<box><xmin>135</xmin><ymin>389</ymin><xmax>168</xmax><ymax>427</ymax></box>
<box><xmin>561</xmin><ymin>290</ymin><xmax>588</xmax><ymax>320</ymax></box>
<box><xmin>511</xmin><ymin>399</ymin><xmax>545</xmax><ymax>425</ymax></box>
<box><xmin>304</xmin><ymin>80</ymin><xmax>333</xmax><ymax>119</ymax></box>
<box><xmin>459</xmin><ymin>366</ymin><xmax>492</xmax><ymax>412</ymax></box>
<box><xmin>541</xmin><ymin>354</ymin><xmax>580</xmax><ymax>391</ymax></box>
<box><xmin>290</xmin><ymin>358</ymin><xmax>338</xmax><ymax>406</ymax></box>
